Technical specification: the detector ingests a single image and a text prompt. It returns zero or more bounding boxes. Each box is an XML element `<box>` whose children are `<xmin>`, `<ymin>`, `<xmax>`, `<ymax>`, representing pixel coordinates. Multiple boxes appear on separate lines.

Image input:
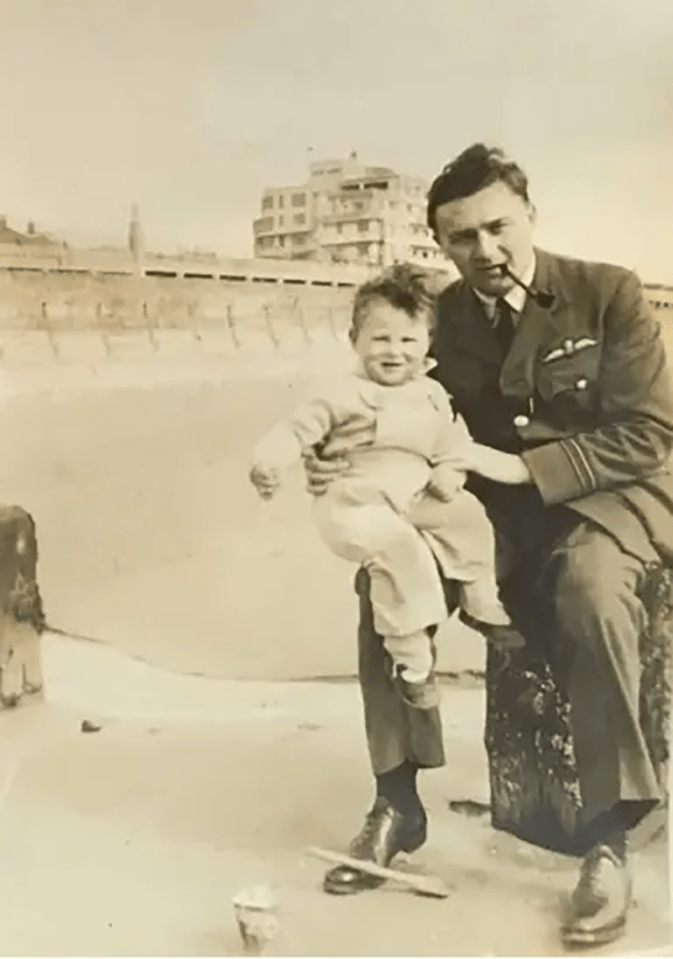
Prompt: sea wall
<box><xmin>0</xmin><ymin>252</ymin><xmax>373</xmax><ymax>379</ymax></box>
<box><xmin>0</xmin><ymin>258</ymin><xmax>669</xmax><ymax>379</ymax></box>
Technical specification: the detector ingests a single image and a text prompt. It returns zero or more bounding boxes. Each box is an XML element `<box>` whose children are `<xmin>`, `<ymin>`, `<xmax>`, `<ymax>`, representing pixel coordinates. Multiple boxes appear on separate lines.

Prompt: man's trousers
<box><xmin>355</xmin><ymin>510</ymin><xmax>663</xmax><ymax>832</ymax></box>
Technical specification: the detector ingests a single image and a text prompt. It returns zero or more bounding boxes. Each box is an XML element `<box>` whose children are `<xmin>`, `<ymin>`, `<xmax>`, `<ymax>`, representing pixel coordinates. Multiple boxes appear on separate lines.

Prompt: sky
<box><xmin>1</xmin><ymin>0</ymin><xmax>672</xmax><ymax>281</ymax></box>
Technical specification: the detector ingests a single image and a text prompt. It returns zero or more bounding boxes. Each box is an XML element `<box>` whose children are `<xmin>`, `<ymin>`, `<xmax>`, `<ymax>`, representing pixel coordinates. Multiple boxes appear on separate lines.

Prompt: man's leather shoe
<box><xmin>561</xmin><ymin>843</ymin><xmax>632</xmax><ymax>947</ymax></box>
<box><xmin>323</xmin><ymin>797</ymin><xmax>427</xmax><ymax>895</ymax></box>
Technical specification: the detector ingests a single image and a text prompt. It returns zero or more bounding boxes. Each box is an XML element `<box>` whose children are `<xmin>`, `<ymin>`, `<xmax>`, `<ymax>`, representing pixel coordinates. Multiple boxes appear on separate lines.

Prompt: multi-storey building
<box><xmin>253</xmin><ymin>153</ymin><xmax>445</xmax><ymax>270</ymax></box>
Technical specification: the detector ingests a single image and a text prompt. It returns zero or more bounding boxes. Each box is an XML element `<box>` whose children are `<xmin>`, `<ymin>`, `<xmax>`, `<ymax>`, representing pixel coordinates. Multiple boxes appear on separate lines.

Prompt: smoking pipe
<box><xmin>498</xmin><ymin>264</ymin><xmax>555</xmax><ymax>308</ymax></box>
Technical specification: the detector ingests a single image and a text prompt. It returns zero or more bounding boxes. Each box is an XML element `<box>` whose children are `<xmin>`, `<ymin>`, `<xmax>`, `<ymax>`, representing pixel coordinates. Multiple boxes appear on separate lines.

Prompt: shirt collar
<box><xmin>472</xmin><ymin>254</ymin><xmax>536</xmax><ymax>321</ymax></box>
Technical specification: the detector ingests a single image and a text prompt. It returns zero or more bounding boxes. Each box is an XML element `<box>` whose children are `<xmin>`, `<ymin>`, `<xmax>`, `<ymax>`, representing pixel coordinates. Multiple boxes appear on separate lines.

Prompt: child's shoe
<box><xmin>459</xmin><ymin>610</ymin><xmax>525</xmax><ymax>650</ymax></box>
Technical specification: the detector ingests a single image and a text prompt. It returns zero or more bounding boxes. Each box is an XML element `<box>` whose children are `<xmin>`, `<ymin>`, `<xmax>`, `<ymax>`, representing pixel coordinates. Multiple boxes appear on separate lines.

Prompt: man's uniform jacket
<box><xmin>430</xmin><ymin>248</ymin><xmax>673</xmax><ymax>566</ymax></box>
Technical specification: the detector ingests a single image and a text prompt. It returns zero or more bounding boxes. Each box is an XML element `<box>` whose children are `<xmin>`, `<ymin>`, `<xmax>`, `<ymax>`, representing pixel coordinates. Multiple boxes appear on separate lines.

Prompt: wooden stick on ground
<box><xmin>305</xmin><ymin>847</ymin><xmax>451</xmax><ymax>899</ymax></box>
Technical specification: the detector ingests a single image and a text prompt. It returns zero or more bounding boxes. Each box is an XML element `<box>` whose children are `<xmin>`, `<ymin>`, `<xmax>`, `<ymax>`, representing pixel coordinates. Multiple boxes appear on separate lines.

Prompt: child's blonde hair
<box><xmin>349</xmin><ymin>264</ymin><xmax>437</xmax><ymax>344</ymax></box>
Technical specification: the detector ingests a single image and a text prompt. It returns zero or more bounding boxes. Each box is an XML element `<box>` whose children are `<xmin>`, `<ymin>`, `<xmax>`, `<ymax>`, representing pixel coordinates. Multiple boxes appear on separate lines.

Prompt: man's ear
<box><xmin>527</xmin><ymin>202</ymin><xmax>537</xmax><ymax>225</ymax></box>
<box><xmin>438</xmin><ymin>241</ymin><xmax>456</xmax><ymax>264</ymax></box>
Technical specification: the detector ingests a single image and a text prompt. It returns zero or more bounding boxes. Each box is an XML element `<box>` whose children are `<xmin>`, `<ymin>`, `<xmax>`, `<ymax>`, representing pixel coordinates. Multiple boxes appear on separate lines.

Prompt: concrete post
<box><xmin>485</xmin><ymin>563</ymin><xmax>671</xmax><ymax>853</ymax></box>
<box><xmin>0</xmin><ymin>507</ymin><xmax>45</xmax><ymax>708</ymax></box>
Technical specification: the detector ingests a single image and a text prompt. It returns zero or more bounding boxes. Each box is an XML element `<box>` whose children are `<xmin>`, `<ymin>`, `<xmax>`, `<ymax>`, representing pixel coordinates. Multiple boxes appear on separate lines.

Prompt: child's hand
<box><xmin>249</xmin><ymin>463</ymin><xmax>280</xmax><ymax>500</ymax></box>
<box><xmin>426</xmin><ymin>480</ymin><xmax>456</xmax><ymax>503</ymax></box>
<box><xmin>427</xmin><ymin>464</ymin><xmax>466</xmax><ymax>502</ymax></box>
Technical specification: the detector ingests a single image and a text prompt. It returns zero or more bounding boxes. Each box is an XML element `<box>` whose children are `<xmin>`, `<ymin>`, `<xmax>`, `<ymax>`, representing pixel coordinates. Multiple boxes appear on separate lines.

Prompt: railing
<box><xmin>0</xmin><ymin>248</ymin><xmax>375</xmax><ymax>287</ymax></box>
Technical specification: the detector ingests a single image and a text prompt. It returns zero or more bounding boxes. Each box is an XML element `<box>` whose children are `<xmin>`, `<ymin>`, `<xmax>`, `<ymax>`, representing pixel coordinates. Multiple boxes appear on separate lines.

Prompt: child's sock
<box><xmin>383</xmin><ymin>629</ymin><xmax>434</xmax><ymax>679</ymax></box>
<box><xmin>398</xmin><ymin>666</ymin><xmax>431</xmax><ymax>684</ymax></box>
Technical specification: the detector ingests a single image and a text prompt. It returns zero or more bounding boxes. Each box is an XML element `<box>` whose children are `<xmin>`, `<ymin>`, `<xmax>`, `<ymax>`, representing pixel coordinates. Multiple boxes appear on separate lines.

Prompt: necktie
<box><xmin>493</xmin><ymin>298</ymin><xmax>515</xmax><ymax>356</ymax></box>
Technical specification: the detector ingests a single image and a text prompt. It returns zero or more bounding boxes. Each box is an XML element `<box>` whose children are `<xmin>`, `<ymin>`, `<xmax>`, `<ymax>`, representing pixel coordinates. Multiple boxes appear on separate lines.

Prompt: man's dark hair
<box><xmin>426</xmin><ymin>144</ymin><xmax>530</xmax><ymax>240</ymax></box>
<box><xmin>349</xmin><ymin>263</ymin><xmax>436</xmax><ymax>343</ymax></box>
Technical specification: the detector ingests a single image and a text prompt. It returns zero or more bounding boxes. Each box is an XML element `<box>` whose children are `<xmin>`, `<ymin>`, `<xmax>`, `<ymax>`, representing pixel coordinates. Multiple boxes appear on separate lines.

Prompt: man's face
<box><xmin>433</xmin><ymin>180</ymin><xmax>536</xmax><ymax>296</ymax></box>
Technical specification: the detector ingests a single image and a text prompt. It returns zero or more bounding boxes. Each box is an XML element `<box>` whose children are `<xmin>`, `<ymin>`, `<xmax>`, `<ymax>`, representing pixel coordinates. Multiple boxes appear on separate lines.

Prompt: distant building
<box><xmin>0</xmin><ymin>214</ymin><xmax>65</xmax><ymax>253</ymax></box>
<box><xmin>253</xmin><ymin>153</ymin><xmax>444</xmax><ymax>270</ymax></box>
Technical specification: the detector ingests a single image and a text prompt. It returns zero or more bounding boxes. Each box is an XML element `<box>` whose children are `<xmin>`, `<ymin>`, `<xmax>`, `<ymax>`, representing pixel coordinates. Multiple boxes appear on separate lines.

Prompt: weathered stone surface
<box><xmin>485</xmin><ymin>565</ymin><xmax>671</xmax><ymax>855</ymax></box>
<box><xmin>0</xmin><ymin>506</ymin><xmax>45</xmax><ymax>707</ymax></box>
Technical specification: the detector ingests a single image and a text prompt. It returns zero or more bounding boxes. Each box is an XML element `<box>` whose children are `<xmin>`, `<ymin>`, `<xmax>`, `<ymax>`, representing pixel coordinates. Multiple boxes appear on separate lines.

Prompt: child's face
<box><xmin>353</xmin><ymin>300</ymin><xmax>430</xmax><ymax>387</ymax></box>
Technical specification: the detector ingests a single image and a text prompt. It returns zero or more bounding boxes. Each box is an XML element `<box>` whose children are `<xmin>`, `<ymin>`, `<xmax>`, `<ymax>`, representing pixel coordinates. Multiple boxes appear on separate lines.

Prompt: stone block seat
<box><xmin>0</xmin><ymin>506</ymin><xmax>46</xmax><ymax>707</ymax></box>
<box><xmin>485</xmin><ymin>564</ymin><xmax>671</xmax><ymax>855</ymax></box>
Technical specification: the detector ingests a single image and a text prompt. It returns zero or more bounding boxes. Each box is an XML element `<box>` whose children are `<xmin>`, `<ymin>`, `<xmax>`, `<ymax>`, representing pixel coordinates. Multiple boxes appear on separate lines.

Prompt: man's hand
<box><xmin>437</xmin><ymin>442</ymin><xmax>533</xmax><ymax>486</ymax></box>
<box><xmin>302</xmin><ymin>449</ymin><xmax>350</xmax><ymax>496</ymax></box>
<box><xmin>469</xmin><ymin>444</ymin><xmax>533</xmax><ymax>485</ymax></box>
<box><xmin>249</xmin><ymin>463</ymin><xmax>281</xmax><ymax>500</ymax></box>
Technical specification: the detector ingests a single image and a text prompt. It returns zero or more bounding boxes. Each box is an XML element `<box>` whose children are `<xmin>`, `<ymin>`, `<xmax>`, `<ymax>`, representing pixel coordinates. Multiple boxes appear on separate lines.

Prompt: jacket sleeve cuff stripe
<box><xmin>565</xmin><ymin>437</ymin><xmax>597</xmax><ymax>490</ymax></box>
<box><xmin>522</xmin><ymin>440</ymin><xmax>592</xmax><ymax>505</ymax></box>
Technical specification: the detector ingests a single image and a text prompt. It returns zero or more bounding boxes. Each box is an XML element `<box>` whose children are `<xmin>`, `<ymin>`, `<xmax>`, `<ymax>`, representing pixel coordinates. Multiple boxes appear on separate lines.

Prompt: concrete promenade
<box><xmin>0</xmin><ymin>291</ymin><xmax>669</xmax><ymax>956</ymax></box>
<box><xmin>0</xmin><ymin>633</ymin><xmax>668</xmax><ymax>957</ymax></box>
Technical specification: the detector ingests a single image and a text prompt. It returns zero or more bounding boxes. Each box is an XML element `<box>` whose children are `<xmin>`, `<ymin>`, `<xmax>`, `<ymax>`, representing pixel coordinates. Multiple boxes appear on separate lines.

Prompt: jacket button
<box><xmin>514</xmin><ymin>415</ymin><xmax>530</xmax><ymax>428</ymax></box>
<box><xmin>576</xmin><ymin>378</ymin><xmax>588</xmax><ymax>390</ymax></box>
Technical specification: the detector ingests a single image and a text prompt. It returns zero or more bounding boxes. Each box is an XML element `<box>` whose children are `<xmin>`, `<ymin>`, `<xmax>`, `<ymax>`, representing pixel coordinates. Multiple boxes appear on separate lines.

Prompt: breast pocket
<box><xmin>535</xmin><ymin>341</ymin><xmax>602</xmax><ymax>418</ymax></box>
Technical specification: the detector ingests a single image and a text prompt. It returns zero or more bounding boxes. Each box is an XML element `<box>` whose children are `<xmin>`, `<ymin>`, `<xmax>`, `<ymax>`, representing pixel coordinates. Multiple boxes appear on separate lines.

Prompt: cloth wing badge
<box><xmin>540</xmin><ymin>336</ymin><xmax>598</xmax><ymax>364</ymax></box>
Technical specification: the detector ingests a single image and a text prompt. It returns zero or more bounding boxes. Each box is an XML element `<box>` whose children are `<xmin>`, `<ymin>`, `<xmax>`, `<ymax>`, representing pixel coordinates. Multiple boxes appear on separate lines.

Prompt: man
<box><xmin>308</xmin><ymin>144</ymin><xmax>673</xmax><ymax>947</ymax></box>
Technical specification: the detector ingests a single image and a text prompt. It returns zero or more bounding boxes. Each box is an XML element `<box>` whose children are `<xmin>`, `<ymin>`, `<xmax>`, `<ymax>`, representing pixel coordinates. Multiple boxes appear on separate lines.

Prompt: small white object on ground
<box><xmin>232</xmin><ymin>883</ymin><xmax>280</xmax><ymax>955</ymax></box>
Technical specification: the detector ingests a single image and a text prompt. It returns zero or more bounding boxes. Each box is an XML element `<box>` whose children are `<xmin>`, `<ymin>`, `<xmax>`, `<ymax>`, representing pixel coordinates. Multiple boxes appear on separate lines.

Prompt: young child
<box><xmin>250</xmin><ymin>265</ymin><xmax>518</xmax><ymax>709</ymax></box>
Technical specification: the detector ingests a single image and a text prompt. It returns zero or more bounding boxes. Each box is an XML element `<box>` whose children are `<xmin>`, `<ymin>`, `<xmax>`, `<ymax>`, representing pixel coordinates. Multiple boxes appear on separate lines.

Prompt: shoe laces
<box><xmin>349</xmin><ymin>798</ymin><xmax>395</xmax><ymax>855</ymax></box>
<box><xmin>573</xmin><ymin>845</ymin><xmax>625</xmax><ymax>912</ymax></box>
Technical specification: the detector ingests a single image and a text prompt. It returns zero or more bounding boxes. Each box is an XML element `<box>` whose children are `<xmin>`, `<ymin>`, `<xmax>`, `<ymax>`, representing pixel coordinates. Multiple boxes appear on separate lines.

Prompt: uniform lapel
<box><xmin>446</xmin><ymin>279</ymin><xmax>502</xmax><ymax>368</ymax></box>
<box><xmin>436</xmin><ymin>251</ymin><xmax>572</xmax><ymax>400</ymax></box>
<box><xmin>499</xmin><ymin>249</ymin><xmax>568</xmax><ymax>401</ymax></box>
